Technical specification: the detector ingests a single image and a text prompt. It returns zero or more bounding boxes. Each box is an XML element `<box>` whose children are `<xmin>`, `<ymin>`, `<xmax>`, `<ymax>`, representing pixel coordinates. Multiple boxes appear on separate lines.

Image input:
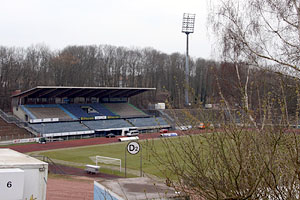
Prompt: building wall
<box><xmin>12</xmin><ymin>106</ymin><xmax>27</xmax><ymax>122</ymax></box>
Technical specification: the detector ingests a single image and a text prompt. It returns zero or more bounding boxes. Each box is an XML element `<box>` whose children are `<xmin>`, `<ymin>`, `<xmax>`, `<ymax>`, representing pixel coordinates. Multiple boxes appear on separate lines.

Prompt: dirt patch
<box><xmin>47</xmin><ymin>176</ymin><xmax>94</xmax><ymax>200</ymax></box>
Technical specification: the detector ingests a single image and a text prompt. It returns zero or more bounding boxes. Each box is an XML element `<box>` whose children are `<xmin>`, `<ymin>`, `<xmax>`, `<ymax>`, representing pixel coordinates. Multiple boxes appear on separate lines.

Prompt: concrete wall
<box><xmin>12</xmin><ymin>106</ymin><xmax>27</xmax><ymax>122</ymax></box>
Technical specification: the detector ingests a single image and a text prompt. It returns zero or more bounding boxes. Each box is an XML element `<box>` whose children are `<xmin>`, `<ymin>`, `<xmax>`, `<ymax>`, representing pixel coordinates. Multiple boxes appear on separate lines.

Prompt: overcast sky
<box><xmin>0</xmin><ymin>0</ymin><xmax>212</xmax><ymax>58</ymax></box>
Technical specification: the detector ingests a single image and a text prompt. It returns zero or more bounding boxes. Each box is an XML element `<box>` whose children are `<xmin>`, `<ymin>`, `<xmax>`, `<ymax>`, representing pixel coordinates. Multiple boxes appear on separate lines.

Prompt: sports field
<box><xmin>35</xmin><ymin>135</ymin><xmax>203</xmax><ymax>178</ymax></box>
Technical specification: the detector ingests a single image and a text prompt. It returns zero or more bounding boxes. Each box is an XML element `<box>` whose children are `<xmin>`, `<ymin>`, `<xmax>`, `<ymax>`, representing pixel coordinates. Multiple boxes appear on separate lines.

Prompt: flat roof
<box><xmin>11</xmin><ymin>86</ymin><xmax>156</xmax><ymax>99</ymax></box>
<box><xmin>0</xmin><ymin>149</ymin><xmax>47</xmax><ymax>168</ymax></box>
<box><xmin>97</xmin><ymin>177</ymin><xmax>177</xmax><ymax>200</ymax></box>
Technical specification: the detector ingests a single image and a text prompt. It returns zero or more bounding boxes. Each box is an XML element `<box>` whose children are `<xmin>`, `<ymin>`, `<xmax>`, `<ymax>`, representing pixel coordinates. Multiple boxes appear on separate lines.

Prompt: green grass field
<box><xmin>35</xmin><ymin>138</ymin><xmax>179</xmax><ymax>177</ymax></box>
<box><xmin>34</xmin><ymin>133</ymin><xmax>208</xmax><ymax>179</ymax></box>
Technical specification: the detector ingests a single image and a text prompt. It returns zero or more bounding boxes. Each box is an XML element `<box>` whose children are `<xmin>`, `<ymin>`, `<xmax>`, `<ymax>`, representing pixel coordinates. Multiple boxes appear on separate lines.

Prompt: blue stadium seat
<box><xmin>61</xmin><ymin>103</ymin><xmax>116</xmax><ymax>119</ymax></box>
<box><xmin>83</xmin><ymin>119</ymin><xmax>133</xmax><ymax>130</ymax></box>
<box><xmin>29</xmin><ymin>121</ymin><xmax>90</xmax><ymax>134</ymax></box>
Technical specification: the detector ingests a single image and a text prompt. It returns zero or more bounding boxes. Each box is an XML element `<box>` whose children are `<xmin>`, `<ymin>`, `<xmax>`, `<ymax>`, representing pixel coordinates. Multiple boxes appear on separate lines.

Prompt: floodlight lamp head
<box><xmin>182</xmin><ymin>13</ymin><xmax>195</xmax><ymax>34</ymax></box>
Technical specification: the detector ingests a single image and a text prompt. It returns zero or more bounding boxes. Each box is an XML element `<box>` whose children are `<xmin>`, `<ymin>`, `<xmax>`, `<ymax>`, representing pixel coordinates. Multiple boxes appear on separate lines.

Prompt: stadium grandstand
<box><xmin>0</xmin><ymin>116</ymin><xmax>33</xmax><ymax>141</ymax></box>
<box><xmin>9</xmin><ymin>86</ymin><xmax>170</xmax><ymax>139</ymax></box>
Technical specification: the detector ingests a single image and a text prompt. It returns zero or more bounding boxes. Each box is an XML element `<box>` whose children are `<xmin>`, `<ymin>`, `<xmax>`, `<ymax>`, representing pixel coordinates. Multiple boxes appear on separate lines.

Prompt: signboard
<box><xmin>29</xmin><ymin>118</ymin><xmax>60</xmax><ymax>123</ymax></box>
<box><xmin>43</xmin><ymin>118</ymin><xmax>52</xmax><ymax>122</ymax></box>
<box><xmin>125</xmin><ymin>141</ymin><xmax>142</xmax><ymax>177</ymax></box>
<box><xmin>80</xmin><ymin>117</ymin><xmax>95</xmax><ymax>121</ymax></box>
<box><xmin>13</xmin><ymin>138</ymin><xmax>39</xmax><ymax>144</ymax></box>
<box><xmin>0</xmin><ymin>168</ymin><xmax>24</xmax><ymax>200</ymax></box>
<box><xmin>107</xmin><ymin>116</ymin><xmax>120</xmax><ymax>119</ymax></box>
<box><xmin>127</xmin><ymin>141</ymin><xmax>140</xmax><ymax>155</ymax></box>
<box><xmin>95</xmin><ymin>116</ymin><xmax>107</xmax><ymax>120</ymax></box>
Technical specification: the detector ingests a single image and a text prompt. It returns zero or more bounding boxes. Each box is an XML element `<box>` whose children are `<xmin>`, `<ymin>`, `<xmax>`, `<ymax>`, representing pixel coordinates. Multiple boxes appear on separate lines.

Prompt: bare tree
<box><xmin>144</xmin><ymin>1</ymin><xmax>300</xmax><ymax>199</ymax></box>
<box><xmin>209</xmin><ymin>0</ymin><xmax>300</xmax><ymax>74</ymax></box>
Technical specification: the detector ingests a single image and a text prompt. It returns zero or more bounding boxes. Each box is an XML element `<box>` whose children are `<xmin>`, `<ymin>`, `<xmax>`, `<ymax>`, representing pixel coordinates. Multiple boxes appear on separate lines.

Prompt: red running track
<box><xmin>2</xmin><ymin>132</ymin><xmax>164</xmax><ymax>153</ymax></box>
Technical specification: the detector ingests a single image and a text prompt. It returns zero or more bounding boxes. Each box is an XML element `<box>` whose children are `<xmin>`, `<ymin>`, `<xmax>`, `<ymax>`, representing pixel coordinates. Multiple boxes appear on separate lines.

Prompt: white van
<box><xmin>126</xmin><ymin>130</ymin><xmax>139</xmax><ymax>137</ymax></box>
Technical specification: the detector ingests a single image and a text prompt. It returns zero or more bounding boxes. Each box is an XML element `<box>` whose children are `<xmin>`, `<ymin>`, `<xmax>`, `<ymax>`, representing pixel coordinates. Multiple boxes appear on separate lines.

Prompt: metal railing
<box><xmin>31</xmin><ymin>155</ymin><xmax>66</xmax><ymax>175</ymax></box>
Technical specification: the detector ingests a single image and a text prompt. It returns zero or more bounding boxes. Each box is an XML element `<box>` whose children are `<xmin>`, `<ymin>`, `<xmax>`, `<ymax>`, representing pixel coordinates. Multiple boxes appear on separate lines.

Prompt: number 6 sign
<box><xmin>7</xmin><ymin>181</ymin><xmax>12</xmax><ymax>188</ymax></box>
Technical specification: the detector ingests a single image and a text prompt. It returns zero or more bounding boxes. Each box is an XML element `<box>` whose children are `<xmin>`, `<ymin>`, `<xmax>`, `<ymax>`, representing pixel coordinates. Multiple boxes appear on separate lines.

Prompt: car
<box><xmin>126</xmin><ymin>130</ymin><xmax>139</xmax><ymax>136</ymax></box>
<box><xmin>106</xmin><ymin>133</ymin><xmax>116</xmax><ymax>138</ymax></box>
<box><xmin>160</xmin><ymin>133</ymin><xmax>178</xmax><ymax>137</ymax></box>
<box><xmin>159</xmin><ymin>129</ymin><xmax>168</xmax><ymax>133</ymax></box>
<box><xmin>198</xmin><ymin>123</ymin><xmax>206</xmax><ymax>129</ymax></box>
<box><xmin>38</xmin><ymin>137</ymin><xmax>47</xmax><ymax>144</ymax></box>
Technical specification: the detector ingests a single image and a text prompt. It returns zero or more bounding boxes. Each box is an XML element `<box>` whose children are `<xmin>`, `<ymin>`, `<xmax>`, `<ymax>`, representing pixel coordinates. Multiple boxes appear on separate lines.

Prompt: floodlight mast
<box><xmin>182</xmin><ymin>13</ymin><xmax>195</xmax><ymax>106</ymax></box>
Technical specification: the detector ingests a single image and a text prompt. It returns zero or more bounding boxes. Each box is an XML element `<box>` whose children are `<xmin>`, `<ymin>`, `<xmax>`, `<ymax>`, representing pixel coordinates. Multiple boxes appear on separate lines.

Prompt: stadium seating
<box><xmin>61</xmin><ymin>103</ymin><xmax>116</xmax><ymax>119</ymax></box>
<box><xmin>29</xmin><ymin>121</ymin><xmax>90</xmax><ymax>134</ymax></box>
<box><xmin>0</xmin><ymin>118</ymin><xmax>33</xmax><ymax>140</ymax></box>
<box><xmin>90</xmin><ymin>103</ymin><xmax>115</xmax><ymax>116</ymax></box>
<box><xmin>61</xmin><ymin>104</ymin><xmax>90</xmax><ymax>118</ymax></box>
<box><xmin>23</xmin><ymin>104</ymin><xmax>76</xmax><ymax>120</ymax></box>
<box><xmin>83</xmin><ymin>119</ymin><xmax>133</xmax><ymax>130</ymax></box>
<box><xmin>21</xmin><ymin>103</ymin><xmax>149</xmax><ymax>121</ymax></box>
<box><xmin>15</xmin><ymin>103</ymin><xmax>170</xmax><ymax>138</ymax></box>
<box><xmin>29</xmin><ymin>106</ymin><xmax>73</xmax><ymax>120</ymax></box>
<box><xmin>103</xmin><ymin>103</ymin><xmax>147</xmax><ymax>118</ymax></box>
<box><xmin>128</xmin><ymin>117</ymin><xmax>169</xmax><ymax>127</ymax></box>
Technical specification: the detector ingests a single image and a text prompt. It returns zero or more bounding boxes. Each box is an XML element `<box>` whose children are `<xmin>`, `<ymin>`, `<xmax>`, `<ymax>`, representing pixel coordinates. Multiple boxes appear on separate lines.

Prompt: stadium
<box><xmin>1</xmin><ymin>85</ymin><xmax>189</xmax><ymax>199</ymax></box>
<box><xmin>1</xmin><ymin>0</ymin><xmax>300</xmax><ymax>198</ymax></box>
<box><xmin>8</xmin><ymin>86</ymin><xmax>171</xmax><ymax>141</ymax></box>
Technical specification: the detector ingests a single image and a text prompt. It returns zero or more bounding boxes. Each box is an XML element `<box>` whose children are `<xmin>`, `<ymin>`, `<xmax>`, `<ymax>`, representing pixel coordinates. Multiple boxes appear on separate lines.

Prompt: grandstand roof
<box><xmin>11</xmin><ymin>86</ymin><xmax>156</xmax><ymax>99</ymax></box>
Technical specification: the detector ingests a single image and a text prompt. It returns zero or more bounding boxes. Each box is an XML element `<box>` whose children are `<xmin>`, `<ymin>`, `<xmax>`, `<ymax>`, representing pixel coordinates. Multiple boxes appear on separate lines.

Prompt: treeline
<box><xmin>0</xmin><ymin>44</ymin><xmax>217</xmax><ymax>110</ymax></box>
<box><xmin>0</xmin><ymin>44</ymin><xmax>297</xmax><ymax>112</ymax></box>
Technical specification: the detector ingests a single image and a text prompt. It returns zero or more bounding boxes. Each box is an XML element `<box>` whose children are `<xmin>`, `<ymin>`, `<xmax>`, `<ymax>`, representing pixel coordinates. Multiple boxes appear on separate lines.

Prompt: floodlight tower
<box><xmin>182</xmin><ymin>13</ymin><xmax>195</xmax><ymax>106</ymax></box>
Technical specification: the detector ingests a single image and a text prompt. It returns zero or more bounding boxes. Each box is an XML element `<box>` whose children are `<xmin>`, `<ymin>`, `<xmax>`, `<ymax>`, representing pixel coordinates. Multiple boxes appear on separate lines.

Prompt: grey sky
<box><xmin>0</xmin><ymin>0</ymin><xmax>211</xmax><ymax>58</ymax></box>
